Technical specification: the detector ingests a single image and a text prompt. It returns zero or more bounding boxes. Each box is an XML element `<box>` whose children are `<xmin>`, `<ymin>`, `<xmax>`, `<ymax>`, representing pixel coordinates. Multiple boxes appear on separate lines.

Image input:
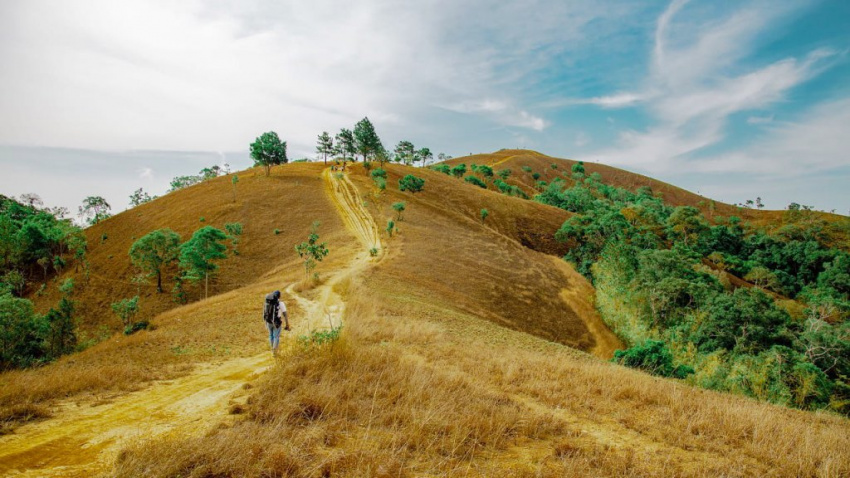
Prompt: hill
<box><xmin>1</xmin><ymin>157</ymin><xmax>848</xmax><ymax>477</ymax></box>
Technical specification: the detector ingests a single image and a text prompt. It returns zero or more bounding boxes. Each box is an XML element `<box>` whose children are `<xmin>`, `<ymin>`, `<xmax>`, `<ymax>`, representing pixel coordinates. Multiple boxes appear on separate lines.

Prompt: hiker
<box><xmin>263</xmin><ymin>290</ymin><xmax>290</xmax><ymax>354</ymax></box>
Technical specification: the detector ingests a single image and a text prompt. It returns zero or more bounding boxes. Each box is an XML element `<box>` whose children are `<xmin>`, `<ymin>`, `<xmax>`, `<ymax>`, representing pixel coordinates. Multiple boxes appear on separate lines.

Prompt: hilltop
<box><xmin>1</xmin><ymin>154</ymin><xmax>848</xmax><ymax>477</ymax></box>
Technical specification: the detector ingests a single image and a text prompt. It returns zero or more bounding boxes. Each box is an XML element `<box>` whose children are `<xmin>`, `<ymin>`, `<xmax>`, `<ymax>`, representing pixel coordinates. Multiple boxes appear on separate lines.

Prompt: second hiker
<box><xmin>263</xmin><ymin>290</ymin><xmax>290</xmax><ymax>355</ymax></box>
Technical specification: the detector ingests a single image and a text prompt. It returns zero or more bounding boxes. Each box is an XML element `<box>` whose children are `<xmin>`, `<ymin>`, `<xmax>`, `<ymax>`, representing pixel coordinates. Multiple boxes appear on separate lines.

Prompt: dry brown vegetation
<box><xmin>2</xmin><ymin>156</ymin><xmax>849</xmax><ymax>477</ymax></box>
<box><xmin>113</xmin><ymin>282</ymin><xmax>850</xmax><ymax>477</ymax></box>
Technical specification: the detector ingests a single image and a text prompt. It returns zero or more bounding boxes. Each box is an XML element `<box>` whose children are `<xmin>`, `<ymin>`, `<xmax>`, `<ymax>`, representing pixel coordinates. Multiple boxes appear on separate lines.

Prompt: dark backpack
<box><xmin>263</xmin><ymin>294</ymin><xmax>279</xmax><ymax>326</ymax></box>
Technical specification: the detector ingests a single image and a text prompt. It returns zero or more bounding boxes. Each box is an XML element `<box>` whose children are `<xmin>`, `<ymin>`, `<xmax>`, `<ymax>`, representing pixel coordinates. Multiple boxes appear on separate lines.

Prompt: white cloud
<box><xmin>575</xmin><ymin>131</ymin><xmax>590</xmax><ymax>147</ymax></box>
<box><xmin>583</xmin><ymin>1</ymin><xmax>839</xmax><ymax>174</ymax></box>
<box><xmin>138</xmin><ymin>167</ymin><xmax>154</xmax><ymax>180</ymax></box>
<box><xmin>696</xmin><ymin>98</ymin><xmax>850</xmax><ymax>175</ymax></box>
<box><xmin>442</xmin><ymin>99</ymin><xmax>547</xmax><ymax>131</ymax></box>
<box><xmin>747</xmin><ymin>115</ymin><xmax>774</xmax><ymax>124</ymax></box>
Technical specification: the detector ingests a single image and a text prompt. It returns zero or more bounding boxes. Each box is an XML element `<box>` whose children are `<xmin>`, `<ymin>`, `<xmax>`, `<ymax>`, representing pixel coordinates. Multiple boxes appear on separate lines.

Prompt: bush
<box><xmin>297</xmin><ymin>325</ymin><xmax>342</xmax><ymax>347</ymax></box>
<box><xmin>480</xmin><ymin>209</ymin><xmax>489</xmax><ymax>221</ymax></box>
<box><xmin>274</xmin><ymin>229</ymin><xmax>281</xmax><ymax>235</ymax></box>
<box><xmin>450</xmin><ymin>164</ymin><xmax>467</xmax><ymax>179</ymax></box>
<box><xmin>124</xmin><ymin>320</ymin><xmax>150</xmax><ymax>336</ymax></box>
<box><xmin>430</xmin><ymin>164</ymin><xmax>451</xmax><ymax>175</ymax></box>
<box><xmin>370</xmin><ymin>168</ymin><xmax>387</xmax><ymax>179</ymax></box>
<box><xmin>464</xmin><ymin>176</ymin><xmax>487</xmax><ymax>188</ymax></box>
<box><xmin>398</xmin><ymin>175</ymin><xmax>425</xmax><ymax>193</ymax></box>
<box><xmin>613</xmin><ymin>340</ymin><xmax>694</xmax><ymax>379</ymax></box>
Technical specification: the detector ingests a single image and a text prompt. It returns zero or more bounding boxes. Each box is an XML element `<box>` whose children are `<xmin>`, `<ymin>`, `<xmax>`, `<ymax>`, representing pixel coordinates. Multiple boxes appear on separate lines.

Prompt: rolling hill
<box><xmin>1</xmin><ymin>154</ymin><xmax>848</xmax><ymax>477</ymax></box>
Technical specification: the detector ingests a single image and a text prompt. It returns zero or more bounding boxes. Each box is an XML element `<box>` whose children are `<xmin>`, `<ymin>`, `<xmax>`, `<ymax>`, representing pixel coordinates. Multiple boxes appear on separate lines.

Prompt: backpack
<box><xmin>263</xmin><ymin>293</ymin><xmax>280</xmax><ymax>326</ymax></box>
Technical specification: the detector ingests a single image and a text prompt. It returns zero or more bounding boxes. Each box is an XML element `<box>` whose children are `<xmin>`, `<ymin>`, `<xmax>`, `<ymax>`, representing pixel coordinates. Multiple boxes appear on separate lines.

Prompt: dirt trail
<box><xmin>0</xmin><ymin>168</ymin><xmax>382</xmax><ymax>477</ymax></box>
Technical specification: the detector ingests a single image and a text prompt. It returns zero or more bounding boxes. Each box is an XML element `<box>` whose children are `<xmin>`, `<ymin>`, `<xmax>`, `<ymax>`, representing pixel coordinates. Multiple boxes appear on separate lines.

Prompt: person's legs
<box><xmin>265</xmin><ymin>321</ymin><xmax>276</xmax><ymax>348</ymax></box>
<box><xmin>271</xmin><ymin>324</ymin><xmax>282</xmax><ymax>353</ymax></box>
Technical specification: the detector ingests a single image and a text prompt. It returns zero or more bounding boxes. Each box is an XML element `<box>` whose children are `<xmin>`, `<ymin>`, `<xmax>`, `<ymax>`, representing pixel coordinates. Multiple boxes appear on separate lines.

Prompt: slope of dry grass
<box><xmin>113</xmin><ymin>280</ymin><xmax>850</xmax><ymax>477</ymax></box>
<box><xmin>0</xmin><ymin>163</ymin><xmax>359</xmax><ymax>429</ymax></box>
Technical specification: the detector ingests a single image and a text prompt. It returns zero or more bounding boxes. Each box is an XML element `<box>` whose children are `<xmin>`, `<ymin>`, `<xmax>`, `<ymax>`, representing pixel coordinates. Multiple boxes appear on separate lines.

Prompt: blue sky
<box><xmin>0</xmin><ymin>0</ymin><xmax>848</xmax><ymax>216</ymax></box>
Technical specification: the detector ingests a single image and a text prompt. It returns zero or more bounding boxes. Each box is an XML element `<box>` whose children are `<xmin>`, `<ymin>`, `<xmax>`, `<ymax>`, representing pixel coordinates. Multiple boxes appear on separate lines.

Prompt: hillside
<box><xmin>1</xmin><ymin>158</ymin><xmax>848</xmax><ymax>477</ymax></box>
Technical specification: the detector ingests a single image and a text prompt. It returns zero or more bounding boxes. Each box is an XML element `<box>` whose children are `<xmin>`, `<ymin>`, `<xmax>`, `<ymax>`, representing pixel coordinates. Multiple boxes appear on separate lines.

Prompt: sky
<box><xmin>0</xmin><ymin>0</ymin><xmax>848</xmax><ymax>217</ymax></box>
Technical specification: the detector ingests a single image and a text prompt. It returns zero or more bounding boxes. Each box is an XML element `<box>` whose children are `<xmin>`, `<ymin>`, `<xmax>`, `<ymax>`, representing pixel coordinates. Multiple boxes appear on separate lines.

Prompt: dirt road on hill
<box><xmin>0</xmin><ymin>168</ymin><xmax>381</xmax><ymax>477</ymax></box>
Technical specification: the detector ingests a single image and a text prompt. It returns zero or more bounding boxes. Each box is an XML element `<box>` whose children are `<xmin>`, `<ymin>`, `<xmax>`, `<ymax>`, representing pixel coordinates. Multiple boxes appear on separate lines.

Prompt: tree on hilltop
<box><xmin>394</xmin><ymin>140</ymin><xmax>415</xmax><ymax>166</ymax></box>
<box><xmin>335</xmin><ymin>128</ymin><xmax>356</xmax><ymax>171</ymax></box>
<box><xmin>129</xmin><ymin>229</ymin><xmax>182</xmax><ymax>293</ymax></box>
<box><xmin>354</xmin><ymin>117</ymin><xmax>382</xmax><ymax>163</ymax></box>
<box><xmin>417</xmin><ymin>147</ymin><xmax>433</xmax><ymax>167</ymax></box>
<box><xmin>316</xmin><ymin>131</ymin><xmax>334</xmax><ymax>165</ymax></box>
<box><xmin>250</xmin><ymin>131</ymin><xmax>287</xmax><ymax>176</ymax></box>
<box><xmin>78</xmin><ymin>196</ymin><xmax>111</xmax><ymax>225</ymax></box>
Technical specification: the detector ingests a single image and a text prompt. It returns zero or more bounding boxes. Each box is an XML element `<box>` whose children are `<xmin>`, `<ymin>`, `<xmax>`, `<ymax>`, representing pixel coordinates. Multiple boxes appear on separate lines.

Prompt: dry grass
<box><xmin>112</xmin><ymin>283</ymin><xmax>850</xmax><ymax>477</ymax></box>
<box><xmin>0</xmin><ymin>163</ymin><xmax>359</xmax><ymax>430</ymax></box>
<box><xmin>5</xmin><ymin>159</ymin><xmax>849</xmax><ymax>477</ymax></box>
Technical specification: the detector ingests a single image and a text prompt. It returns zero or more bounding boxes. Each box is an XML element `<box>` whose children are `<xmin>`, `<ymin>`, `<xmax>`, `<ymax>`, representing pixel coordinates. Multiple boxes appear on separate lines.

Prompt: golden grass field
<box><xmin>1</xmin><ymin>155</ymin><xmax>848</xmax><ymax>477</ymax></box>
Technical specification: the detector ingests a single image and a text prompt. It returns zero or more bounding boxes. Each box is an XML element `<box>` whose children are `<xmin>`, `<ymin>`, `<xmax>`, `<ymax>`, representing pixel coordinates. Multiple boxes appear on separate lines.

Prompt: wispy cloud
<box><xmin>443</xmin><ymin>99</ymin><xmax>547</xmax><ymax>131</ymax></box>
<box><xmin>582</xmin><ymin>0</ymin><xmax>840</xmax><ymax>173</ymax></box>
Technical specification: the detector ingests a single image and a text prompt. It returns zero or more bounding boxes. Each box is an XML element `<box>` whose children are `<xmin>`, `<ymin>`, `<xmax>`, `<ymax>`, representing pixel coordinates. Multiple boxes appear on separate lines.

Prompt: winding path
<box><xmin>0</xmin><ymin>168</ymin><xmax>381</xmax><ymax>477</ymax></box>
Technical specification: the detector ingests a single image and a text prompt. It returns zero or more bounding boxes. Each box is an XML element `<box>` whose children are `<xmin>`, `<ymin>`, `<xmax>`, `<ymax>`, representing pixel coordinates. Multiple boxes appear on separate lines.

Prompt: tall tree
<box><xmin>78</xmin><ymin>196</ymin><xmax>111</xmax><ymax>225</ymax></box>
<box><xmin>335</xmin><ymin>128</ymin><xmax>356</xmax><ymax>171</ymax></box>
<box><xmin>417</xmin><ymin>147</ymin><xmax>433</xmax><ymax>167</ymax></box>
<box><xmin>316</xmin><ymin>131</ymin><xmax>334</xmax><ymax>165</ymax></box>
<box><xmin>129</xmin><ymin>188</ymin><xmax>153</xmax><ymax>207</ymax></box>
<box><xmin>179</xmin><ymin>226</ymin><xmax>229</xmax><ymax>299</ymax></box>
<box><xmin>394</xmin><ymin>140</ymin><xmax>415</xmax><ymax>166</ymax></box>
<box><xmin>250</xmin><ymin>131</ymin><xmax>288</xmax><ymax>176</ymax></box>
<box><xmin>129</xmin><ymin>229</ymin><xmax>182</xmax><ymax>293</ymax></box>
<box><xmin>353</xmin><ymin>117</ymin><xmax>381</xmax><ymax>162</ymax></box>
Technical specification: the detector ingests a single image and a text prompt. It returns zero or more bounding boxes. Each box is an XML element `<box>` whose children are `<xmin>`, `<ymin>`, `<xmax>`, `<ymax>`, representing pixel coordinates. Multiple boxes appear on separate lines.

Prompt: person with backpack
<box><xmin>263</xmin><ymin>290</ymin><xmax>290</xmax><ymax>354</ymax></box>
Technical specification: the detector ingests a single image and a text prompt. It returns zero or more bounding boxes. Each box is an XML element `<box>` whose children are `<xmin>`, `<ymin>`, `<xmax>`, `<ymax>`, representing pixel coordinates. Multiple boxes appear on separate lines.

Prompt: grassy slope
<box><xmin>447</xmin><ymin>149</ymin><xmax>848</xmax><ymax>230</ymax></box>
<box><xmin>3</xmin><ymin>158</ymin><xmax>849</xmax><ymax>476</ymax></box>
<box><xmin>113</xmin><ymin>163</ymin><xmax>850</xmax><ymax>477</ymax></box>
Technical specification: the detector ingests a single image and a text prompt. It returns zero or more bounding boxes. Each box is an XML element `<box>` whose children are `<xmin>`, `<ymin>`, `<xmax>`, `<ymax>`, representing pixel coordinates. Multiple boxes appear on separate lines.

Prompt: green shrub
<box><xmin>431</xmin><ymin>164</ymin><xmax>451</xmax><ymax>175</ymax></box>
<box><xmin>124</xmin><ymin>320</ymin><xmax>150</xmax><ymax>335</ymax></box>
<box><xmin>450</xmin><ymin>164</ymin><xmax>467</xmax><ymax>179</ymax></box>
<box><xmin>392</xmin><ymin>202</ymin><xmax>406</xmax><ymax>221</ymax></box>
<box><xmin>480</xmin><ymin>209</ymin><xmax>489</xmax><ymax>221</ymax></box>
<box><xmin>497</xmin><ymin>169</ymin><xmax>511</xmax><ymax>180</ymax></box>
<box><xmin>532</xmin><ymin>172</ymin><xmax>541</xmax><ymax>180</ymax></box>
<box><xmin>464</xmin><ymin>176</ymin><xmax>487</xmax><ymax>188</ymax></box>
<box><xmin>613</xmin><ymin>340</ymin><xmax>694</xmax><ymax>379</ymax></box>
<box><xmin>371</xmin><ymin>168</ymin><xmax>387</xmax><ymax>179</ymax></box>
<box><xmin>398</xmin><ymin>174</ymin><xmax>425</xmax><ymax>193</ymax></box>
<box><xmin>369</xmin><ymin>247</ymin><xmax>379</xmax><ymax>257</ymax></box>
<box><xmin>274</xmin><ymin>229</ymin><xmax>281</xmax><ymax>235</ymax></box>
<box><xmin>386</xmin><ymin>219</ymin><xmax>396</xmax><ymax>237</ymax></box>
<box><xmin>374</xmin><ymin>177</ymin><xmax>386</xmax><ymax>191</ymax></box>
<box><xmin>297</xmin><ymin>325</ymin><xmax>342</xmax><ymax>347</ymax></box>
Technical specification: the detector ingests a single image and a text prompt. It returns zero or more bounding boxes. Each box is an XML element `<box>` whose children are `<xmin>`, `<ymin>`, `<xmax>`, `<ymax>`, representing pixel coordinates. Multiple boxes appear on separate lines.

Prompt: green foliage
<box><xmin>224</xmin><ymin>223</ymin><xmax>243</xmax><ymax>254</ymax></box>
<box><xmin>297</xmin><ymin>325</ymin><xmax>342</xmax><ymax>347</ymax></box>
<box><xmin>78</xmin><ymin>196</ymin><xmax>111</xmax><ymax>225</ymax></box>
<box><xmin>111</xmin><ymin>296</ymin><xmax>140</xmax><ymax>327</ymax></box>
<box><xmin>477</xmin><ymin>165</ymin><xmax>494</xmax><ymax>179</ymax></box>
<box><xmin>250</xmin><ymin>131</ymin><xmax>288</xmax><ymax>176</ymax></box>
<box><xmin>334</xmin><ymin>128</ymin><xmax>356</xmax><ymax>169</ymax></box>
<box><xmin>450</xmin><ymin>164</ymin><xmax>467</xmax><ymax>179</ymax></box>
<box><xmin>274</xmin><ymin>229</ymin><xmax>281</xmax><ymax>235</ymax></box>
<box><xmin>179</xmin><ymin>226</ymin><xmax>229</xmax><ymax>298</ymax></box>
<box><xmin>124</xmin><ymin>320</ymin><xmax>150</xmax><ymax>336</ymax></box>
<box><xmin>369</xmin><ymin>247</ymin><xmax>379</xmax><ymax>257</ymax></box>
<box><xmin>294</xmin><ymin>221</ymin><xmax>330</xmax><ymax>280</ymax></box>
<box><xmin>398</xmin><ymin>174</ymin><xmax>425</xmax><ymax>193</ymax></box>
<box><xmin>480</xmin><ymin>208</ymin><xmax>489</xmax><ymax>221</ymax></box>
<box><xmin>354</xmin><ymin>117</ymin><xmax>383</xmax><ymax>162</ymax></box>
<box><xmin>571</xmin><ymin>161</ymin><xmax>585</xmax><ymax>175</ymax></box>
<box><xmin>546</xmin><ymin>170</ymin><xmax>850</xmax><ymax>414</ymax></box>
<box><xmin>169</xmin><ymin>175</ymin><xmax>203</xmax><ymax>191</ymax></box>
<box><xmin>371</xmin><ymin>168</ymin><xmax>387</xmax><ymax>179</ymax></box>
<box><xmin>464</xmin><ymin>175</ymin><xmax>487</xmax><ymax>189</ymax></box>
<box><xmin>392</xmin><ymin>202</ymin><xmax>406</xmax><ymax>221</ymax></box>
<box><xmin>129</xmin><ymin>188</ymin><xmax>154</xmax><ymax>207</ymax></box>
<box><xmin>497</xmin><ymin>169</ymin><xmax>511</xmax><ymax>180</ymax></box>
<box><xmin>316</xmin><ymin>131</ymin><xmax>334</xmax><ymax>164</ymax></box>
<box><xmin>521</xmin><ymin>165</ymin><xmax>533</xmax><ymax>173</ymax></box>
<box><xmin>129</xmin><ymin>229</ymin><xmax>181</xmax><ymax>293</ymax></box>
<box><xmin>613</xmin><ymin>340</ymin><xmax>694</xmax><ymax>379</ymax></box>
<box><xmin>386</xmin><ymin>219</ymin><xmax>396</xmax><ymax>238</ymax></box>
<box><xmin>531</xmin><ymin>172</ymin><xmax>541</xmax><ymax>180</ymax></box>
<box><xmin>431</xmin><ymin>164</ymin><xmax>451</xmax><ymax>175</ymax></box>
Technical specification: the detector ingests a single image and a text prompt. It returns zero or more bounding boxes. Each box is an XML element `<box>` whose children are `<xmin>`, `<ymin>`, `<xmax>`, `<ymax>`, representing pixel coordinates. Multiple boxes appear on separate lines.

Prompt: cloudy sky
<box><xmin>1</xmin><ymin>0</ymin><xmax>848</xmax><ymax>216</ymax></box>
